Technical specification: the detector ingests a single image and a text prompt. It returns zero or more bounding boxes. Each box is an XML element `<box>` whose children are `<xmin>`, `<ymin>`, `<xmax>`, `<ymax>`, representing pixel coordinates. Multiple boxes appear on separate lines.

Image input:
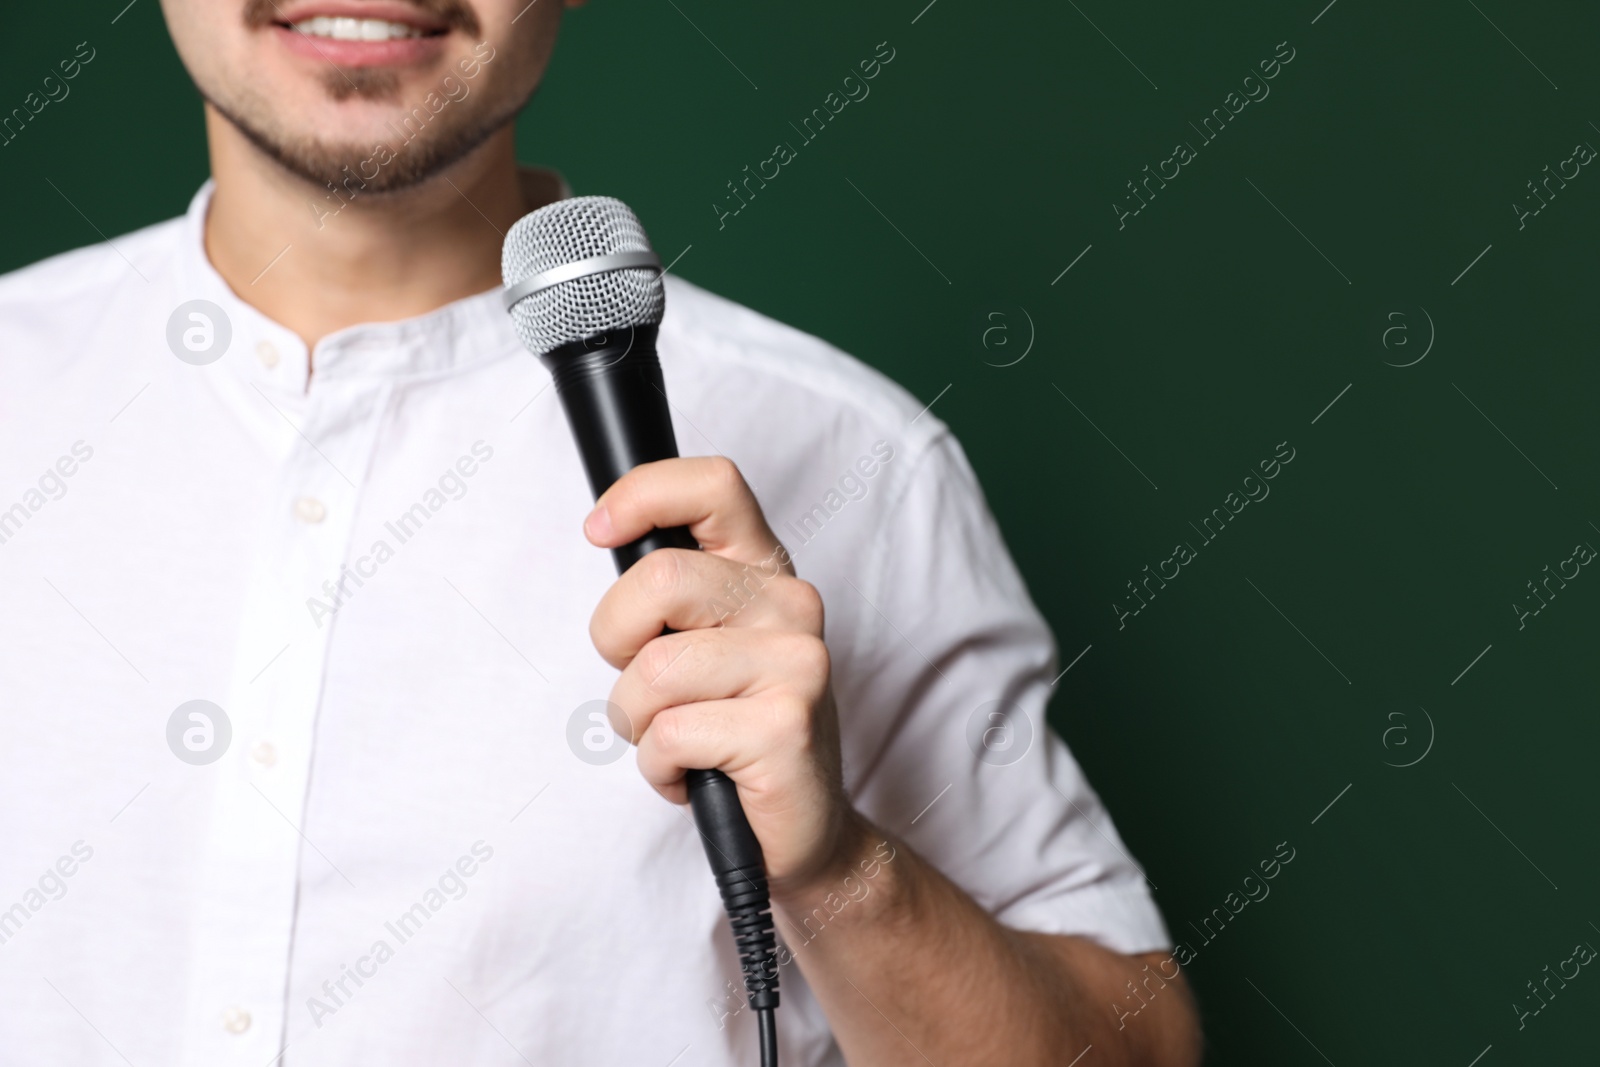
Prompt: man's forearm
<box><xmin>769</xmin><ymin>811</ymin><xmax>1202</xmax><ymax>1067</ymax></box>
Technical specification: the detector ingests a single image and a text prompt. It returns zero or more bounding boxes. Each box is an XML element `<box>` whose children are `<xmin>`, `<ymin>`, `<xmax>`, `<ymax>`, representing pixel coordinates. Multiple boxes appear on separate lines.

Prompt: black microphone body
<box><xmin>541</xmin><ymin>326</ymin><xmax>699</xmax><ymax>569</ymax></box>
<box><xmin>540</xmin><ymin>326</ymin><xmax>781</xmax><ymax>1018</ymax></box>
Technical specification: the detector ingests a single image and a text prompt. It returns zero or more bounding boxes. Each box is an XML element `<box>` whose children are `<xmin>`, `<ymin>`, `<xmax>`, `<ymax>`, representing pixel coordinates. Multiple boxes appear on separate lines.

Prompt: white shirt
<box><xmin>0</xmin><ymin>175</ymin><xmax>1168</xmax><ymax>1067</ymax></box>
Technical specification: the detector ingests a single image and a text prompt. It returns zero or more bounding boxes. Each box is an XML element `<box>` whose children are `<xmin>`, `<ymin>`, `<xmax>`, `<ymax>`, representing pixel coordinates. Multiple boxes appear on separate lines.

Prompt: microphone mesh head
<box><xmin>500</xmin><ymin>195</ymin><xmax>665</xmax><ymax>355</ymax></box>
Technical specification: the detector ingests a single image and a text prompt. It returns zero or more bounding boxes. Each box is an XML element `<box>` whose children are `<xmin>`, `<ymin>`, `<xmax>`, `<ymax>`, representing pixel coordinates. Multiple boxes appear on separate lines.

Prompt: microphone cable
<box><xmin>684</xmin><ymin>767</ymin><xmax>781</xmax><ymax>1067</ymax></box>
<box><xmin>759</xmin><ymin>1004</ymin><xmax>778</xmax><ymax>1066</ymax></box>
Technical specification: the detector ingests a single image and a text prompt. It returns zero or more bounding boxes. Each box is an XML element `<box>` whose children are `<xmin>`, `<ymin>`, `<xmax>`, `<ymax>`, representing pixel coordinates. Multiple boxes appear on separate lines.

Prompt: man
<box><xmin>0</xmin><ymin>0</ymin><xmax>1201</xmax><ymax>1063</ymax></box>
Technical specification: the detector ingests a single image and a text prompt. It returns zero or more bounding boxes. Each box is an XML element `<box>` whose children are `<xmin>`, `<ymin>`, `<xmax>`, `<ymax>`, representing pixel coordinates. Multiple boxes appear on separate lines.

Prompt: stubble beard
<box><xmin>203</xmin><ymin>68</ymin><xmax>525</xmax><ymax>195</ymax></box>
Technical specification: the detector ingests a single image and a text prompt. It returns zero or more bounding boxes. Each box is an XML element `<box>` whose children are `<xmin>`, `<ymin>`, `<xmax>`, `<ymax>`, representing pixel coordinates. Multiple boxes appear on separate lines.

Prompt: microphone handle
<box><xmin>540</xmin><ymin>327</ymin><xmax>779</xmax><ymax>1013</ymax></box>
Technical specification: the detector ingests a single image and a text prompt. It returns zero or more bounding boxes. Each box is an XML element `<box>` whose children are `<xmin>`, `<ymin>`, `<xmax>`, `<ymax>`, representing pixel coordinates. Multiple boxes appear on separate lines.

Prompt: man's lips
<box><xmin>268</xmin><ymin>0</ymin><xmax>451</xmax><ymax>32</ymax></box>
<box><xmin>272</xmin><ymin>24</ymin><xmax>447</xmax><ymax>67</ymax></box>
<box><xmin>265</xmin><ymin>2</ymin><xmax>454</xmax><ymax>68</ymax></box>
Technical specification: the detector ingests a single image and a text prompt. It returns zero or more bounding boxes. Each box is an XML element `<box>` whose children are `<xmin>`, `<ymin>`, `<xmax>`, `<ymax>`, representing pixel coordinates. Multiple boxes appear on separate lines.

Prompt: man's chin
<box><xmin>320</xmin><ymin>67</ymin><xmax>405</xmax><ymax>103</ymax></box>
<box><xmin>206</xmin><ymin>88</ymin><xmax>515</xmax><ymax>198</ymax></box>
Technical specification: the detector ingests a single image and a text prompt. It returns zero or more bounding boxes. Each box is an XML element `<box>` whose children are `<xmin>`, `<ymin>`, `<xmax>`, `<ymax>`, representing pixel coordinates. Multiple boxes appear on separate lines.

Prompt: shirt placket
<box><xmin>178</xmin><ymin>369</ymin><xmax>394</xmax><ymax>1067</ymax></box>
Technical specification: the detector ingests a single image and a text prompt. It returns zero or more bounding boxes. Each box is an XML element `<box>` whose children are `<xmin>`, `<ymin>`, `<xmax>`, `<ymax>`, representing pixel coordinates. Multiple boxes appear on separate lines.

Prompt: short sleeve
<box><xmin>830</xmin><ymin>431</ymin><xmax>1171</xmax><ymax>956</ymax></box>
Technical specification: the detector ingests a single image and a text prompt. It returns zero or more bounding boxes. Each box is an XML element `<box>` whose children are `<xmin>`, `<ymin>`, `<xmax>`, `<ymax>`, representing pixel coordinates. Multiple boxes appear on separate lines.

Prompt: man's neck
<box><xmin>203</xmin><ymin>105</ymin><xmax>547</xmax><ymax>351</ymax></box>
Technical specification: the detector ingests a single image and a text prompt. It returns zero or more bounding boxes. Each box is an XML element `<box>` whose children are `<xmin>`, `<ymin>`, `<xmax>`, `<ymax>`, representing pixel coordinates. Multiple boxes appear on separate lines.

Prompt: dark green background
<box><xmin>4</xmin><ymin>1</ymin><xmax>1597</xmax><ymax>1063</ymax></box>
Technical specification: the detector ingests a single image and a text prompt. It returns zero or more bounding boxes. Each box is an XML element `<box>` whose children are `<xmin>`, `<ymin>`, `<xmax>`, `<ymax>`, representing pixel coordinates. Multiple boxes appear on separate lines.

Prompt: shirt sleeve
<box><xmin>830</xmin><ymin>429</ymin><xmax>1171</xmax><ymax>956</ymax></box>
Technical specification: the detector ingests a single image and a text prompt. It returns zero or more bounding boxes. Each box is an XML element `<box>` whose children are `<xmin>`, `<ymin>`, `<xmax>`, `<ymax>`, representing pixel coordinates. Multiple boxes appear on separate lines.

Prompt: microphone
<box><xmin>502</xmin><ymin>196</ymin><xmax>780</xmax><ymax>1065</ymax></box>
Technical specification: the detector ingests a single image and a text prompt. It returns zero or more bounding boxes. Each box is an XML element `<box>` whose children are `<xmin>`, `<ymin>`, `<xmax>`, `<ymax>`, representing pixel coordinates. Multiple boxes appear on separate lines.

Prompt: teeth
<box><xmin>290</xmin><ymin>16</ymin><xmax>426</xmax><ymax>40</ymax></box>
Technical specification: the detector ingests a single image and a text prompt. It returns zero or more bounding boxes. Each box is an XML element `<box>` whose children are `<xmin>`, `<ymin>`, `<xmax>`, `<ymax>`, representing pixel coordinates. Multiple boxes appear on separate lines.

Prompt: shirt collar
<box><xmin>175</xmin><ymin>167</ymin><xmax>570</xmax><ymax>392</ymax></box>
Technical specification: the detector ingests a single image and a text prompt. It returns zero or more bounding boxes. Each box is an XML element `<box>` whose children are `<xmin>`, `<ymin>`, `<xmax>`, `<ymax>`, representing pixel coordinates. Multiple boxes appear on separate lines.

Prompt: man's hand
<box><xmin>583</xmin><ymin>455</ymin><xmax>1203</xmax><ymax>1067</ymax></box>
<box><xmin>584</xmin><ymin>455</ymin><xmax>853</xmax><ymax>894</ymax></box>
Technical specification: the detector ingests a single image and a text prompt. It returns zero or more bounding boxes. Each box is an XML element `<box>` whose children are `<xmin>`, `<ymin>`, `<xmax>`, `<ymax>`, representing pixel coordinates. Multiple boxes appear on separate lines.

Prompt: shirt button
<box><xmin>293</xmin><ymin>497</ymin><xmax>327</xmax><ymax>524</ymax></box>
<box><xmin>256</xmin><ymin>340</ymin><xmax>280</xmax><ymax>369</ymax></box>
<box><xmin>222</xmin><ymin>1006</ymin><xmax>252</xmax><ymax>1034</ymax></box>
<box><xmin>250</xmin><ymin>740</ymin><xmax>278</xmax><ymax>768</ymax></box>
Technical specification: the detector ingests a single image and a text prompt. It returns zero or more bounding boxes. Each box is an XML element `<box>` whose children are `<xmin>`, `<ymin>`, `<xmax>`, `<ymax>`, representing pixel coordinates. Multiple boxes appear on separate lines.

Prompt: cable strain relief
<box><xmin>713</xmin><ymin>863</ymin><xmax>780</xmax><ymax>1010</ymax></box>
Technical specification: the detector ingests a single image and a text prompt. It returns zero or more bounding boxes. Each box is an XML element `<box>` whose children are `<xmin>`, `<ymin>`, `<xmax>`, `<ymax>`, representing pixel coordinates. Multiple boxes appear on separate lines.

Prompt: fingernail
<box><xmin>584</xmin><ymin>503</ymin><xmax>613</xmax><ymax>542</ymax></box>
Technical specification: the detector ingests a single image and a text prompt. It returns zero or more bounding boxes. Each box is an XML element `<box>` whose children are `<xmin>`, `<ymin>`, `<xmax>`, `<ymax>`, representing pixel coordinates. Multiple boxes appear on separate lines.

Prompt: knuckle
<box><xmin>588</xmin><ymin>596</ymin><xmax>631</xmax><ymax>666</ymax></box>
<box><xmin>605</xmin><ymin>696</ymin><xmax>639</xmax><ymax>744</ymax></box>
<box><xmin>766</xmin><ymin>692</ymin><xmax>814</xmax><ymax>743</ymax></box>
<box><xmin>640</xmin><ymin>548</ymin><xmax>688</xmax><ymax>604</ymax></box>
<box><xmin>638</xmin><ymin>635</ymin><xmax>688</xmax><ymax>687</ymax></box>
<box><xmin>781</xmin><ymin>578</ymin><xmax>825</xmax><ymax>631</ymax></box>
<box><xmin>588</xmin><ymin>612</ymin><xmax>620</xmax><ymax>663</ymax></box>
<box><xmin>781</xmin><ymin>631</ymin><xmax>830</xmax><ymax>681</ymax></box>
<box><xmin>756</xmin><ymin>542</ymin><xmax>793</xmax><ymax>580</ymax></box>
<box><xmin>647</xmin><ymin>708</ymin><xmax>689</xmax><ymax>755</ymax></box>
<box><xmin>608</xmin><ymin>471</ymin><xmax>649</xmax><ymax>521</ymax></box>
<box><xmin>706</xmin><ymin>455</ymin><xmax>746</xmax><ymax>497</ymax></box>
